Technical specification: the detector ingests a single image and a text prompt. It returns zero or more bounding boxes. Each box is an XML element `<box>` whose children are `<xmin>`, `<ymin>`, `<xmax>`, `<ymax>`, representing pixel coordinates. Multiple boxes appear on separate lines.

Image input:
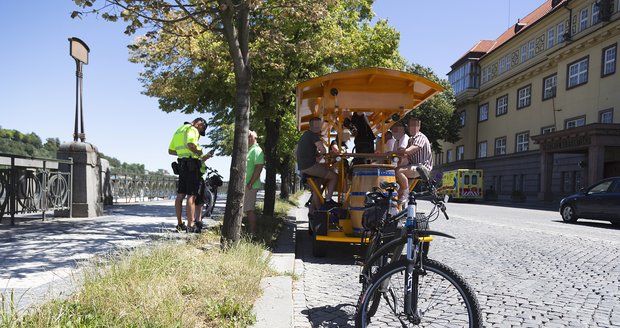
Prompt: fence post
<box><xmin>10</xmin><ymin>157</ymin><xmax>15</xmax><ymax>226</ymax></box>
<box><xmin>42</xmin><ymin>160</ymin><xmax>47</xmax><ymax>220</ymax></box>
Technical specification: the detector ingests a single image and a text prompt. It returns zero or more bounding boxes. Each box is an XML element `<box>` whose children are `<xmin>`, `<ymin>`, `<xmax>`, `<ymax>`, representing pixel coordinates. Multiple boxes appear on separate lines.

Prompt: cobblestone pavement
<box><xmin>293</xmin><ymin>200</ymin><xmax>620</xmax><ymax>327</ymax></box>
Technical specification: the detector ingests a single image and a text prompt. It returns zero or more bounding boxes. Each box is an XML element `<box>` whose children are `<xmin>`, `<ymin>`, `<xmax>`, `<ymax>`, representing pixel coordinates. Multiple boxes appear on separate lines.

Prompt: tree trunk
<box><xmin>219</xmin><ymin>0</ymin><xmax>251</xmax><ymax>244</ymax></box>
<box><xmin>262</xmin><ymin>99</ymin><xmax>280</xmax><ymax>216</ymax></box>
<box><xmin>222</xmin><ymin>73</ymin><xmax>250</xmax><ymax>244</ymax></box>
<box><xmin>279</xmin><ymin>155</ymin><xmax>290</xmax><ymax>199</ymax></box>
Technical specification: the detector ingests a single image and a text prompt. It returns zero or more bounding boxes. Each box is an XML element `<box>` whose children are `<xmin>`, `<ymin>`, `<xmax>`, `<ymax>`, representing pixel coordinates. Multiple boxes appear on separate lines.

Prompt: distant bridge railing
<box><xmin>0</xmin><ymin>153</ymin><xmax>73</xmax><ymax>225</ymax></box>
<box><xmin>107</xmin><ymin>173</ymin><xmax>178</xmax><ymax>203</ymax></box>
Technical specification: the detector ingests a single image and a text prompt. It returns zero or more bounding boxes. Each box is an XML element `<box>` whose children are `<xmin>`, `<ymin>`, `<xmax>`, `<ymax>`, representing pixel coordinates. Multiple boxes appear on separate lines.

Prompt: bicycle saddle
<box><xmin>380</xmin><ymin>181</ymin><xmax>399</xmax><ymax>191</ymax></box>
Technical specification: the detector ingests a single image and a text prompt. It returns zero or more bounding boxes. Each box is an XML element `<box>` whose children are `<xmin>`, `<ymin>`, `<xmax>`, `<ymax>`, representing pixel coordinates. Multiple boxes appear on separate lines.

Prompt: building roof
<box><xmin>452</xmin><ymin>0</ymin><xmax>567</xmax><ymax>69</ymax></box>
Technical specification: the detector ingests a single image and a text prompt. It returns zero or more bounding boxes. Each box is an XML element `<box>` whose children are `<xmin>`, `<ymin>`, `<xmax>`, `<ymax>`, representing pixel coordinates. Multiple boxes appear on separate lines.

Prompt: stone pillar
<box><xmin>55</xmin><ymin>142</ymin><xmax>103</xmax><ymax>217</ymax></box>
<box><xmin>588</xmin><ymin>145</ymin><xmax>605</xmax><ymax>185</ymax></box>
<box><xmin>538</xmin><ymin>151</ymin><xmax>554</xmax><ymax>201</ymax></box>
<box><xmin>100</xmin><ymin>158</ymin><xmax>113</xmax><ymax>206</ymax></box>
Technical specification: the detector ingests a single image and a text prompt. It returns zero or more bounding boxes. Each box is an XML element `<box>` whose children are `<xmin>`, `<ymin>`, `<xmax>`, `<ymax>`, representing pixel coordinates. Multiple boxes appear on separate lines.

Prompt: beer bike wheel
<box><xmin>356</xmin><ymin>259</ymin><xmax>482</xmax><ymax>328</ymax></box>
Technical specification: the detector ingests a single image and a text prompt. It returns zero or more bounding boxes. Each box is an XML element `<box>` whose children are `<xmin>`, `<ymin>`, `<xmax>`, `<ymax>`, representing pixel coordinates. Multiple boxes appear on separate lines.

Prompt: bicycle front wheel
<box><xmin>356</xmin><ymin>259</ymin><xmax>482</xmax><ymax>328</ymax></box>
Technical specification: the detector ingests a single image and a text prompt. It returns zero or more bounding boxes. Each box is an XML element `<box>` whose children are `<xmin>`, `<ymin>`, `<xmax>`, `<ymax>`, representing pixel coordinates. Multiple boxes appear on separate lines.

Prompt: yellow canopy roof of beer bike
<box><xmin>295</xmin><ymin>67</ymin><xmax>444</xmax><ymax>134</ymax></box>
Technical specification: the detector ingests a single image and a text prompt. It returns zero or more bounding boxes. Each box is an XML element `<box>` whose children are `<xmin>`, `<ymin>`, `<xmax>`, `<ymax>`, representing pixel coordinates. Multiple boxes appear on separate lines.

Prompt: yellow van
<box><xmin>440</xmin><ymin>169</ymin><xmax>483</xmax><ymax>201</ymax></box>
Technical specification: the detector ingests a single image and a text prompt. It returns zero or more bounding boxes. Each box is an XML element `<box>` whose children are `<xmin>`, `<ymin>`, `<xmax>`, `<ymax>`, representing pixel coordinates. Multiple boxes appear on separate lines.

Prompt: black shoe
<box><xmin>194</xmin><ymin>221</ymin><xmax>203</xmax><ymax>233</ymax></box>
<box><xmin>175</xmin><ymin>223</ymin><xmax>187</xmax><ymax>232</ymax></box>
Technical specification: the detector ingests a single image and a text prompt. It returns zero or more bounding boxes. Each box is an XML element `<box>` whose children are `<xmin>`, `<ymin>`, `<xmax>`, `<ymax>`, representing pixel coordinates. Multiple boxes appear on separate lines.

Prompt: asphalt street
<box><xmin>293</xmin><ymin>200</ymin><xmax>620</xmax><ymax>327</ymax></box>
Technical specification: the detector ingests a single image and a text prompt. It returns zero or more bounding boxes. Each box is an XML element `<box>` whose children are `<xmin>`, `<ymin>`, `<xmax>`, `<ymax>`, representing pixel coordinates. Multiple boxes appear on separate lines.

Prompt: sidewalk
<box><xmin>0</xmin><ymin>195</ymin><xmax>302</xmax><ymax>327</ymax></box>
<box><xmin>250</xmin><ymin>193</ymin><xmax>309</xmax><ymax>328</ymax></box>
<box><xmin>0</xmin><ymin>200</ymin><xmax>190</xmax><ymax>313</ymax></box>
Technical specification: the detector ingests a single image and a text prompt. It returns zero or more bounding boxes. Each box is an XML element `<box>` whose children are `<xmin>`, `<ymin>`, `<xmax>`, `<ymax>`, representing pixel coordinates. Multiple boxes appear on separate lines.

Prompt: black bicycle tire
<box><xmin>355</xmin><ymin>259</ymin><xmax>482</xmax><ymax>328</ymax></box>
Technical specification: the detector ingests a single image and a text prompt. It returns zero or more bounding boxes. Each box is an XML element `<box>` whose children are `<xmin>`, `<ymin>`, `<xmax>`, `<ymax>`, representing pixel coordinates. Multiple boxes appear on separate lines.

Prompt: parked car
<box><xmin>560</xmin><ymin>176</ymin><xmax>620</xmax><ymax>226</ymax></box>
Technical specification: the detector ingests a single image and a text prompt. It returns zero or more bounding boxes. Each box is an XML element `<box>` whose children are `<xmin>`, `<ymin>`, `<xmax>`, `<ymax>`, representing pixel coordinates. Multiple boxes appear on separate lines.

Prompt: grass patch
<box><xmin>1</xmin><ymin>194</ymin><xmax>303</xmax><ymax>328</ymax></box>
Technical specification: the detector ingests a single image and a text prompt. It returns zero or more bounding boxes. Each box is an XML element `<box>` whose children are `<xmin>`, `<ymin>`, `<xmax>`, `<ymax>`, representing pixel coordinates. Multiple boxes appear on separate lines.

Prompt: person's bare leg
<box><xmin>325</xmin><ymin>171</ymin><xmax>338</xmax><ymax>200</ymax></box>
<box><xmin>395</xmin><ymin>168</ymin><xmax>408</xmax><ymax>199</ymax></box>
<box><xmin>186</xmin><ymin>195</ymin><xmax>196</xmax><ymax>229</ymax></box>
<box><xmin>194</xmin><ymin>204</ymin><xmax>202</xmax><ymax>222</ymax></box>
<box><xmin>247</xmin><ymin>210</ymin><xmax>257</xmax><ymax>233</ymax></box>
<box><xmin>175</xmin><ymin>193</ymin><xmax>185</xmax><ymax>225</ymax></box>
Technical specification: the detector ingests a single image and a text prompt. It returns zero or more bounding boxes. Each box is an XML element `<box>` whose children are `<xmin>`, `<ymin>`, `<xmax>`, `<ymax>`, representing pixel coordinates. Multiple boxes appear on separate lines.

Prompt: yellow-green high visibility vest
<box><xmin>168</xmin><ymin>123</ymin><xmax>201</xmax><ymax>158</ymax></box>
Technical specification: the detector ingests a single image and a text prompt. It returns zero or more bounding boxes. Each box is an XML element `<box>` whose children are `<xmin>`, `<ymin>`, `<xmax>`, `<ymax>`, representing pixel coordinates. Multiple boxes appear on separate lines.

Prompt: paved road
<box><xmin>293</xmin><ymin>200</ymin><xmax>620</xmax><ymax>327</ymax></box>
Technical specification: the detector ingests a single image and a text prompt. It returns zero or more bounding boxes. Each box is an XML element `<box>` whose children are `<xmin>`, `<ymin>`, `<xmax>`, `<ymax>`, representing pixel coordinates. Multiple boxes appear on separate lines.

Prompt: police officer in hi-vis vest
<box><xmin>168</xmin><ymin>117</ymin><xmax>212</xmax><ymax>232</ymax></box>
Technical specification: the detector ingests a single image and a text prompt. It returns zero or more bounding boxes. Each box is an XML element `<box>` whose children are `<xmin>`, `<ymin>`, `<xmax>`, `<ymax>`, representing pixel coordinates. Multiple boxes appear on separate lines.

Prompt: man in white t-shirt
<box><xmin>391</xmin><ymin>122</ymin><xmax>410</xmax><ymax>166</ymax></box>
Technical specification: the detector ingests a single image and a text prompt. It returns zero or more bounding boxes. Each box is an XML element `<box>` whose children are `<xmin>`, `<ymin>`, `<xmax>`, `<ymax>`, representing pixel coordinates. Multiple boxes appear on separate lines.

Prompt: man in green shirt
<box><xmin>245</xmin><ymin>130</ymin><xmax>264</xmax><ymax>233</ymax></box>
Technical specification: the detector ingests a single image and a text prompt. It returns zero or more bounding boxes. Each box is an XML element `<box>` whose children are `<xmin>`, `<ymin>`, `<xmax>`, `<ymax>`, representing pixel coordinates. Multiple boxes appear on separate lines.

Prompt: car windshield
<box><xmin>588</xmin><ymin>180</ymin><xmax>613</xmax><ymax>194</ymax></box>
<box><xmin>611</xmin><ymin>180</ymin><xmax>620</xmax><ymax>193</ymax></box>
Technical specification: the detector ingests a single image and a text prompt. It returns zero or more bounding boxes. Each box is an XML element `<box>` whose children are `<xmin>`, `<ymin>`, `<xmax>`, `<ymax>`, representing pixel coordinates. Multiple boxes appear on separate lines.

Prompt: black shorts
<box><xmin>177</xmin><ymin>158</ymin><xmax>202</xmax><ymax>196</ymax></box>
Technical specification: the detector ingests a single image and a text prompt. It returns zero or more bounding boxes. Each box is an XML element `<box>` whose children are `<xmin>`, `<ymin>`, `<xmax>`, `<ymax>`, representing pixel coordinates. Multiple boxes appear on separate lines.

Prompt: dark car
<box><xmin>560</xmin><ymin>176</ymin><xmax>620</xmax><ymax>226</ymax></box>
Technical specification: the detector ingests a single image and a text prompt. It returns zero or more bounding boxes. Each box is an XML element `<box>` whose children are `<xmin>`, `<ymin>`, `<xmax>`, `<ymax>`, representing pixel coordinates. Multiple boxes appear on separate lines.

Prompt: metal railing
<box><xmin>108</xmin><ymin>173</ymin><xmax>178</xmax><ymax>203</ymax></box>
<box><xmin>0</xmin><ymin>153</ymin><xmax>73</xmax><ymax>224</ymax></box>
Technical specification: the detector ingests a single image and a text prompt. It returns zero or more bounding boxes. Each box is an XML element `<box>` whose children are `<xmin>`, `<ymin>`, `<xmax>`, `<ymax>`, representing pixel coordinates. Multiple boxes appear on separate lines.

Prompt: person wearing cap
<box><xmin>168</xmin><ymin>117</ymin><xmax>212</xmax><ymax>232</ymax></box>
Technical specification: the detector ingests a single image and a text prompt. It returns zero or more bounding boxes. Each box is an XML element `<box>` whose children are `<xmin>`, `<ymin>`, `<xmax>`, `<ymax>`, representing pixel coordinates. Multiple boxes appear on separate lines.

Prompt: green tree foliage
<box><xmin>0</xmin><ymin>128</ymin><xmax>149</xmax><ymax>175</ymax></box>
<box><xmin>404</xmin><ymin>64</ymin><xmax>460</xmax><ymax>152</ymax></box>
<box><xmin>0</xmin><ymin>129</ymin><xmax>58</xmax><ymax>158</ymax></box>
<box><xmin>99</xmin><ymin>152</ymin><xmax>147</xmax><ymax>175</ymax></box>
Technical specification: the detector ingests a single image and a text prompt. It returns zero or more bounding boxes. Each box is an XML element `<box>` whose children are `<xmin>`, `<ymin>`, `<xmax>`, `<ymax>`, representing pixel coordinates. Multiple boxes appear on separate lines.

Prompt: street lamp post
<box><xmin>68</xmin><ymin>37</ymin><xmax>89</xmax><ymax>142</ymax></box>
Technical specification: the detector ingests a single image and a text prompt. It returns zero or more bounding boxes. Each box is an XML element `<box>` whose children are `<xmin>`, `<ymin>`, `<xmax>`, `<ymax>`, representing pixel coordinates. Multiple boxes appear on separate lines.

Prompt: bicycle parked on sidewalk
<box><xmin>199</xmin><ymin>166</ymin><xmax>224</xmax><ymax>219</ymax></box>
<box><xmin>355</xmin><ymin>166</ymin><xmax>482</xmax><ymax>328</ymax></box>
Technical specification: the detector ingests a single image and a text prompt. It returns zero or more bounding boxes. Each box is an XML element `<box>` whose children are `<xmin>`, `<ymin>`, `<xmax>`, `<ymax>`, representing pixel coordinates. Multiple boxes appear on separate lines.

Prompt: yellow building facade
<box><xmin>439</xmin><ymin>0</ymin><xmax>620</xmax><ymax>200</ymax></box>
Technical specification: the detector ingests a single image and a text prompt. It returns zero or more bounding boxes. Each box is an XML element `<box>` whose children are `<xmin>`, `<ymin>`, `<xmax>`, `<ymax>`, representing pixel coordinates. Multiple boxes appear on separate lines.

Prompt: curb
<box><xmin>250</xmin><ymin>205</ymin><xmax>299</xmax><ymax>328</ymax></box>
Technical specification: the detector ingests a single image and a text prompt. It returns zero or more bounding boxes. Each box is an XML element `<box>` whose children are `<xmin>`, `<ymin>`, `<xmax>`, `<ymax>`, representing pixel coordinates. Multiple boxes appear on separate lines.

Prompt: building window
<box><xmin>449</xmin><ymin>61</ymin><xmax>479</xmax><ymax>95</ymax></box>
<box><xmin>499</xmin><ymin>56</ymin><xmax>506</xmax><ymax>74</ymax></box>
<box><xmin>528</xmin><ymin>40</ymin><xmax>535</xmax><ymax>59</ymax></box>
<box><xmin>541</xmin><ymin>125</ymin><xmax>556</xmax><ymax>134</ymax></box>
<box><xmin>517</xmin><ymin>85</ymin><xmax>532</xmax><ymax>109</ymax></box>
<box><xmin>481</xmin><ymin>66</ymin><xmax>492</xmax><ymax>84</ymax></box>
<box><xmin>456</xmin><ymin>145</ymin><xmax>464</xmax><ymax>161</ymax></box>
<box><xmin>447</xmin><ymin>149</ymin><xmax>454</xmax><ymax>163</ymax></box>
<box><xmin>458</xmin><ymin>111</ymin><xmax>466</xmax><ymax>127</ymax></box>
<box><xmin>520</xmin><ymin>44</ymin><xmax>527</xmax><ymax>63</ymax></box>
<box><xmin>495</xmin><ymin>137</ymin><xmax>507</xmax><ymax>155</ymax></box>
<box><xmin>435</xmin><ymin>152</ymin><xmax>443</xmax><ymax>165</ymax></box>
<box><xmin>579</xmin><ymin>7</ymin><xmax>589</xmax><ymax>32</ymax></box>
<box><xmin>547</xmin><ymin>27</ymin><xmax>555</xmax><ymax>49</ymax></box>
<box><xmin>565</xmin><ymin>116</ymin><xmax>586</xmax><ymax>129</ymax></box>
<box><xmin>505</xmin><ymin>54</ymin><xmax>511</xmax><ymax>71</ymax></box>
<box><xmin>516</xmin><ymin>131</ymin><xmax>530</xmax><ymax>152</ymax></box>
<box><xmin>602</xmin><ymin>44</ymin><xmax>617</xmax><ymax>77</ymax></box>
<box><xmin>542</xmin><ymin>74</ymin><xmax>557</xmax><ymax>100</ymax></box>
<box><xmin>567</xmin><ymin>57</ymin><xmax>589</xmax><ymax>89</ymax></box>
<box><xmin>478</xmin><ymin>103</ymin><xmax>489</xmax><ymax>122</ymax></box>
<box><xmin>478</xmin><ymin>141</ymin><xmax>487</xmax><ymax>158</ymax></box>
<box><xmin>557</xmin><ymin>22</ymin><xmax>565</xmax><ymax>43</ymax></box>
<box><xmin>592</xmin><ymin>2</ymin><xmax>600</xmax><ymax>25</ymax></box>
<box><xmin>496</xmin><ymin>95</ymin><xmax>508</xmax><ymax>116</ymax></box>
<box><xmin>599</xmin><ymin>109</ymin><xmax>613</xmax><ymax>123</ymax></box>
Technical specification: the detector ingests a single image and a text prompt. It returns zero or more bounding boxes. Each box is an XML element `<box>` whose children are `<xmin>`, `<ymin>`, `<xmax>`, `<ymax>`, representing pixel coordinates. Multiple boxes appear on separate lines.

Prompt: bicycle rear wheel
<box><xmin>356</xmin><ymin>259</ymin><xmax>482</xmax><ymax>328</ymax></box>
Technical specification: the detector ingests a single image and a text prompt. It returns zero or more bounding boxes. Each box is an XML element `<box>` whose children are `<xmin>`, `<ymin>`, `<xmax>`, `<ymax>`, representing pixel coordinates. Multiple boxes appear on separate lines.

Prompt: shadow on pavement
<box><xmin>302</xmin><ymin>304</ymin><xmax>356</xmax><ymax>328</ymax></box>
<box><xmin>551</xmin><ymin>219</ymin><xmax>620</xmax><ymax>230</ymax></box>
